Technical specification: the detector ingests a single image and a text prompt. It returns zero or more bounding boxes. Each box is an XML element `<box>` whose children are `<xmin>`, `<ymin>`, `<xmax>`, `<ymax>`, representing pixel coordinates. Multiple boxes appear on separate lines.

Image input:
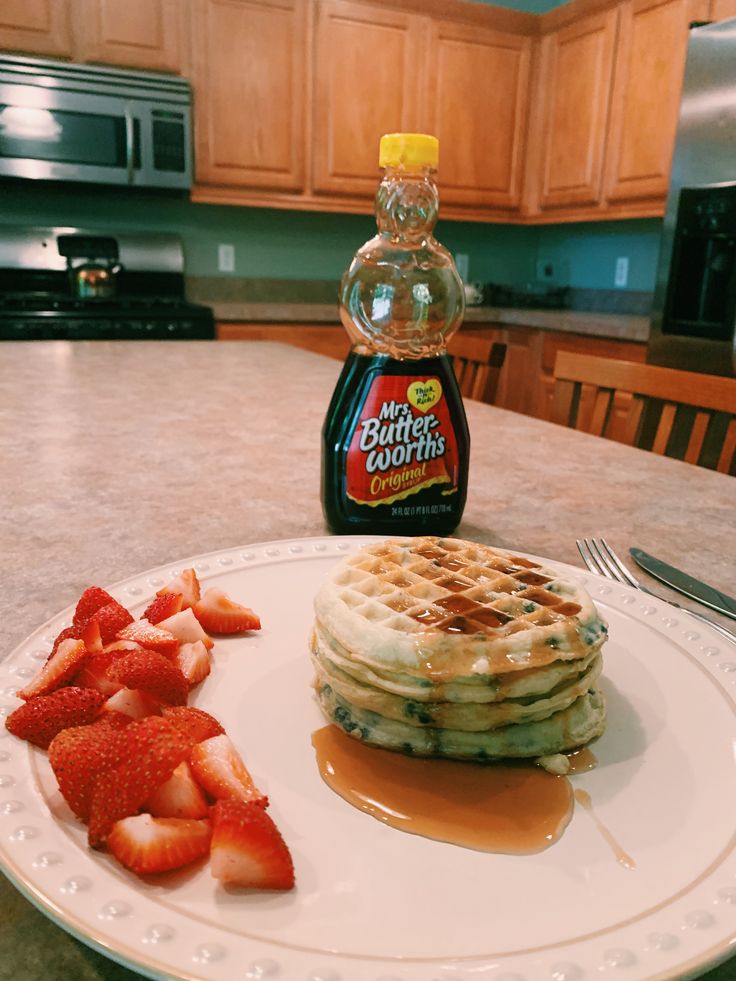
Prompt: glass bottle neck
<box><xmin>375</xmin><ymin>165</ymin><xmax>439</xmax><ymax>243</ymax></box>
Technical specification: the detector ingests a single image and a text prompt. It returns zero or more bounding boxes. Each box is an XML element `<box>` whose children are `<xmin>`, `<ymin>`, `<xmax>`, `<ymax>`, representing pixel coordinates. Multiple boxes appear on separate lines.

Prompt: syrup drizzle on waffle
<box><xmin>334</xmin><ymin>538</ymin><xmax>583</xmax><ymax>639</ymax></box>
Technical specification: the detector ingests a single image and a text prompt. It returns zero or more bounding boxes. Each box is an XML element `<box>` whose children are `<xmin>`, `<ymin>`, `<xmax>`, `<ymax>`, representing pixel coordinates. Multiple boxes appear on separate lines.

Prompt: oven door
<box><xmin>0</xmin><ymin>82</ymin><xmax>190</xmax><ymax>189</ymax></box>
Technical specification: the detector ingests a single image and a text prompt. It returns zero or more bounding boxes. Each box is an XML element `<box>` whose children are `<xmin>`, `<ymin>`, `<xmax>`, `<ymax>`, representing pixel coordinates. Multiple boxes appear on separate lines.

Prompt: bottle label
<box><xmin>345</xmin><ymin>375</ymin><xmax>459</xmax><ymax>507</ymax></box>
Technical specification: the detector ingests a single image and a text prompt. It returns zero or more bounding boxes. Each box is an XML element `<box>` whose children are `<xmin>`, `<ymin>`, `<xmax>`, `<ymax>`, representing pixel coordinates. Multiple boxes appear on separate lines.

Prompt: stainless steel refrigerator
<box><xmin>648</xmin><ymin>17</ymin><xmax>736</xmax><ymax>377</ymax></box>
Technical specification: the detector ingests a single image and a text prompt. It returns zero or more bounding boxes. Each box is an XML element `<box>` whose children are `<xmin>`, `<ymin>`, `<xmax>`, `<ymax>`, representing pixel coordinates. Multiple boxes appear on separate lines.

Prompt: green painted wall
<box><xmin>0</xmin><ymin>181</ymin><xmax>662</xmax><ymax>293</ymax></box>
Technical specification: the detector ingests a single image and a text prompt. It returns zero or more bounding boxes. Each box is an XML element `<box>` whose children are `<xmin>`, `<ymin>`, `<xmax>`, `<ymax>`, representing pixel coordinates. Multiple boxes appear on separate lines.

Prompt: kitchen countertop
<box><xmin>1</xmin><ymin>341</ymin><xmax>734</xmax><ymax>981</ymax></box>
<box><xmin>209</xmin><ymin>301</ymin><xmax>650</xmax><ymax>342</ymax></box>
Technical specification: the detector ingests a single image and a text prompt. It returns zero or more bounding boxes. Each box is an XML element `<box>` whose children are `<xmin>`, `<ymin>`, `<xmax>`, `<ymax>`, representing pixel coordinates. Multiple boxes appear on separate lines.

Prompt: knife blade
<box><xmin>630</xmin><ymin>548</ymin><xmax>736</xmax><ymax>621</ymax></box>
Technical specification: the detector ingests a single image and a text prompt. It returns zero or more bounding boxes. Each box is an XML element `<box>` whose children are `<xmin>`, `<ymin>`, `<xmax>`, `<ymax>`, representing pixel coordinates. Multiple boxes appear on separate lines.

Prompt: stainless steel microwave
<box><xmin>0</xmin><ymin>54</ymin><xmax>192</xmax><ymax>190</ymax></box>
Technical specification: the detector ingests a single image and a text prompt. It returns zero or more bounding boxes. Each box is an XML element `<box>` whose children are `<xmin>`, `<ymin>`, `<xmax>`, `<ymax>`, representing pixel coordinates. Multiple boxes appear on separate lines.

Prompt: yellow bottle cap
<box><xmin>379</xmin><ymin>133</ymin><xmax>439</xmax><ymax>170</ymax></box>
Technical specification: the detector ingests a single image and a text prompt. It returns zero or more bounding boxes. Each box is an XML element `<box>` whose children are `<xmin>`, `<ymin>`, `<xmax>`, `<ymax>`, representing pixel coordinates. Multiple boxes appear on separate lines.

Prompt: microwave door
<box><xmin>136</xmin><ymin>103</ymin><xmax>191</xmax><ymax>190</ymax></box>
<box><xmin>0</xmin><ymin>82</ymin><xmax>138</xmax><ymax>186</ymax></box>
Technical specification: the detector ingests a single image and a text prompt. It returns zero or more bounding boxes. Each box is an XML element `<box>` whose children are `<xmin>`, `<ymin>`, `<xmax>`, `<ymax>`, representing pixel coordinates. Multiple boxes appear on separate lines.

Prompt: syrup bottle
<box><xmin>322</xmin><ymin>133</ymin><xmax>469</xmax><ymax>536</ymax></box>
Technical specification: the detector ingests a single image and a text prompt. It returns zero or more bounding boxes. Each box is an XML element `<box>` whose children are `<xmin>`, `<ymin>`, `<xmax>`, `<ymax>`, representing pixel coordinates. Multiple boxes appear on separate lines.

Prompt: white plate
<box><xmin>1</xmin><ymin>536</ymin><xmax>736</xmax><ymax>981</ymax></box>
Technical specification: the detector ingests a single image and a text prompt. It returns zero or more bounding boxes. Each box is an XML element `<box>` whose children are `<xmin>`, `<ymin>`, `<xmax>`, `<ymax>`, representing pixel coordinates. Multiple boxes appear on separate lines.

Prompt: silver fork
<box><xmin>577</xmin><ymin>537</ymin><xmax>736</xmax><ymax>645</ymax></box>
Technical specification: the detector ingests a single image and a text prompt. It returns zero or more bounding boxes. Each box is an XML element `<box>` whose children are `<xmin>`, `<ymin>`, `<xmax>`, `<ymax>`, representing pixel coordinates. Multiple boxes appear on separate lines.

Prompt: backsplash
<box><xmin>0</xmin><ymin>181</ymin><xmax>661</xmax><ymax>304</ymax></box>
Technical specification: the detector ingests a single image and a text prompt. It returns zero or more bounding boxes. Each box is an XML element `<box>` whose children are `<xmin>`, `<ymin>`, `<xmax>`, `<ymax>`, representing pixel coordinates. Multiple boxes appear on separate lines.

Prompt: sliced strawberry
<box><xmin>176</xmin><ymin>641</ymin><xmax>211</xmax><ymax>687</ymax></box>
<box><xmin>5</xmin><ymin>687</ymin><xmax>105</xmax><ymax>749</ymax></box>
<box><xmin>193</xmin><ymin>588</ymin><xmax>261</xmax><ymax>634</ymax></box>
<box><xmin>189</xmin><ymin>734</ymin><xmax>267</xmax><ymax>807</ymax></box>
<box><xmin>88</xmin><ymin>715</ymin><xmax>194</xmax><ymax>846</ymax></box>
<box><xmin>93</xmin><ymin>601</ymin><xmax>134</xmax><ymax>645</ymax></box>
<box><xmin>73</xmin><ymin>586</ymin><xmax>115</xmax><ymax>631</ymax></box>
<box><xmin>157</xmin><ymin>569</ymin><xmax>201</xmax><ymax>610</ymax></box>
<box><xmin>142</xmin><ymin>592</ymin><xmax>184</xmax><ymax>625</ymax></box>
<box><xmin>157</xmin><ymin>608</ymin><xmax>214</xmax><ymax>650</ymax></box>
<box><xmin>49</xmin><ymin>625</ymin><xmax>80</xmax><ymax>659</ymax></box>
<box><xmin>102</xmin><ymin>688</ymin><xmax>161</xmax><ymax>720</ymax></box>
<box><xmin>161</xmin><ymin>706</ymin><xmax>225</xmax><ymax>743</ymax></box>
<box><xmin>210</xmin><ymin>800</ymin><xmax>294</xmax><ymax>890</ymax></box>
<box><xmin>116</xmin><ymin>619</ymin><xmax>179</xmax><ymax>657</ymax></box>
<box><xmin>48</xmin><ymin>713</ymin><xmax>131</xmax><ymax>821</ymax></box>
<box><xmin>74</xmin><ymin>647</ymin><xmax>130</xmax><ymax>696</ymax></box>
<box><xmin>107</xmin><ymin>813</ymin><xmax>211</xmax><ymax>876</ymax></box>
<box><xmin>145</xmin><ymin>761</ymin><xmax>210</xmax><ymax>819</ymax></box>
<box><xmin>18</xmin><ymin>638</ymin><xmax>88</xmax><ymax>700</ymax></box>
<box><xmin>79</xmin><ymin>619</ymin><xmax>103</xmax><ymax>654</ymax></box>
<box><xmin>108</xmin><ymin>649</ymin><xmax>188</xmax><ymax>706</ymax></box>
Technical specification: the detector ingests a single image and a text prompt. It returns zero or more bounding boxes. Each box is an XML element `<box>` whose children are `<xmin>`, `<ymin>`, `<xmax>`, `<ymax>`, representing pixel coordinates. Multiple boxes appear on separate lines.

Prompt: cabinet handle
<box><xmin>124</xmin><ymin>107</ymin><xmax>135</xmax><ymax>185</ymax></box>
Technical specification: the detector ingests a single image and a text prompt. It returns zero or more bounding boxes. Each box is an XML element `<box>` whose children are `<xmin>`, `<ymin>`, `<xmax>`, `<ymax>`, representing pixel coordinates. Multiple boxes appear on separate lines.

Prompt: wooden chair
<box><xmin>447</xmin><ymin>335</ymin><xmax>507</xmax><ymax>404</ymax></box>
<box><xmin>551</xmin><ymin>351</ymin><xmax>736</xmax><ymax>474</ymax></box>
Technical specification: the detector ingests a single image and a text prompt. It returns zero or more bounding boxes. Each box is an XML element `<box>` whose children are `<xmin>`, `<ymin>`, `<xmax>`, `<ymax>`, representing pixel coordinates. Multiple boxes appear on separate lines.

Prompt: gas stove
<box><xmin>0</xmin><ymin>227</ymin><xmax>215</xmax><ymax>341</ymax></box>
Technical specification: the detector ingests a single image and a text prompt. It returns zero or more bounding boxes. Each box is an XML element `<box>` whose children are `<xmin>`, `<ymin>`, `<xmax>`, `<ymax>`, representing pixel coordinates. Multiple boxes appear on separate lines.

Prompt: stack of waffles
<box><xmin>311</xmin><ymin>537</ymin><xmax>608</xmax><ymax>763</ymax></box>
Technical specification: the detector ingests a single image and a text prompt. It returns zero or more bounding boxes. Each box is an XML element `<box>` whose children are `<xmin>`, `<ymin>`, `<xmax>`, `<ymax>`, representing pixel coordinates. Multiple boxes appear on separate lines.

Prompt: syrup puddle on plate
<box><xmin>313</xmin><ymin>726</ymin><xmax>633</xmax><ymax>865</ymax></box>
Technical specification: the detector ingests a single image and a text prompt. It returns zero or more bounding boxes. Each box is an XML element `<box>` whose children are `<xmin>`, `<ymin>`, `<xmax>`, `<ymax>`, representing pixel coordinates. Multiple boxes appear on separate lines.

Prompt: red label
<box><xmin>345</xmin><ymin>375</ymin><xmax>459</xmax><ymax>507</ymax></box>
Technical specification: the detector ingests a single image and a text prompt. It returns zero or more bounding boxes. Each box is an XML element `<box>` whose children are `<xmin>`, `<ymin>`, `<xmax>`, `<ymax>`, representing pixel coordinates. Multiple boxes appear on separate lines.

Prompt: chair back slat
<box><xmin>717</xmin><ymin>418</ymin><xmax>736</xmax><ymax>475</ymax></box>
<box><xmin>684</xmin><ymin>410</ymin><xmax>711</xmax><ymax>465</ymax></box>
<box><xmin>447</xmin><ymin>335</ymin><xmax>507</xmax><ymax>405</ymax></box>
<box><xmin>652</xmin><ymin>403</ymin><xmax>677</xmax><ymax>455</ymax></box>
<box><xmin>552</xmin><ymin>351</ymin><xmax>736</xmax><ymax>474</ymax></box>
<box><xmin>589</xmin><ymin>389</ymin><xmax>613</xmax><ymax>436</ymax></box>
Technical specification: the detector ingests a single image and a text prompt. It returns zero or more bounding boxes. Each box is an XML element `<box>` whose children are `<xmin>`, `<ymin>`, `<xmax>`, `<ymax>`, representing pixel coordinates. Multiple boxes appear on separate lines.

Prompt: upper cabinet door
<box><xmin>74</xmin><ymin>0</ymin><xmax>184</xmax><ymax>72</ymax></box>
<box><xmin>424</xmin><ymin>20</ymin><xmax>531</xmax><ymax>210</ymax></box>
<box><xmin>192</xmin><ymin>0</ymin><xmax>306</xmax><ymax>192</ymax></box>
<box><xmin>603</xmin><ymin>0</ymin><xmax>708</xmax><ymax>203</ymax></box>
<box><xmin>0</xmin><ymin>0</ymin><xmax>72</xmax><ymax>57</ymax></box>
<box><xmin>312</xmin><ymin>0</ymin><xmax>423</xmax><ymax>197</ymax></box>
<box><xmin>535</xmin><ymin>9</ymin><xmax>618</xmax><ymax>210</ymax></box>
<box><xmin>711</xmin><ymin>0</ymin><xmax>736</xmax><ymax>17</ymax></box>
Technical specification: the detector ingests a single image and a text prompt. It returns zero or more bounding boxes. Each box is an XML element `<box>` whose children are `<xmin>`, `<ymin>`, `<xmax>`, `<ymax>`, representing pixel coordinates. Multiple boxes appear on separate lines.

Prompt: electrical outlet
<box><xmin>455</xmin><ymin>253</ymin><xmax>469</xmax><ymax>282</ymax></box>
<box><xmin>218</xmin><ymin>243</ymin><xmax>235</xmax><ymax>273</ymax></box>
<box><xmin>615</xmin><ymin>256</ymin><xmax>629</xmax><ymax>288</ymax></box>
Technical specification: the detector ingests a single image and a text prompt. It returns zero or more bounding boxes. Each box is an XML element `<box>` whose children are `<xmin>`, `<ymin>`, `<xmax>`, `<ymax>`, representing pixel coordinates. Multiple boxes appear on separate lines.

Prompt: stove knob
<box><xmin>145</xmin><ymin>322</ymin><xmax>155</xmax><ymax>332</ymax></box>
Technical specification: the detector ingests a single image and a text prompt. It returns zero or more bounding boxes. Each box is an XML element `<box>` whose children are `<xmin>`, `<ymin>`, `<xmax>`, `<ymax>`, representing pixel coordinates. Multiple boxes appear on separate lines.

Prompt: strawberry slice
<box><xmin>116</xmin><ymin>619</ymin><xmax>179</xmax><ymax>657</ymax></box>
<box><xmin>49</xmin><ymin>625</ymin><xmax>80</xmax><ymax>659</ymax></box>
<box><xmin>74</xmin><ymin>648</ymin><xmax>126</xmax><ymax>696</ymax></box>
<box><xmin>161</xmin><ymin>706</ymin><xmax>225</xmax><ymax>743</ymax></box>
<box><xmin>210</xmin><ymin>800</ymin><xmax>294</xmax><ymax>889</ymax></box>
<box><xmin>107</xmin><ymin>649</ymin><xmax>188</xmax><ymax>706</ymax></box>
<box><xmin>73</xmin><ymin>586</ymin><xmax>115</xmax><ymax>631</ymax></box>
<box><xmin>193</xmin><ymin>588</ymin><xmax>261</xmax><ymax>634</ymax></box>
<box><xmin>157</xmin><ymin>569</ymin><xmax>201</xmax><ymax>610</ymax></box>
<box><xmin>80</xmin><ymin>619</ymin><xmax>103</xmax><ymax>654</ymax></box>
<box><xmin>88</xmin><ymin>715</ymin><xmax>194</xmax><ymax>846</ymax></box>
<box><xmin>176</xmin><ymin>641</ymin><xmax>211</xmax><ymax>687</ymax></box>
<box><xmin>157</xmin><ymin>608</ymin><xmax>214</xmax><ymax>650</ymax></box>
<box><xmin>5</xmin><ymin>687</ymin><xmax>105</xmax><ymax>749</ymax></box>
<box><xmin>48</xmin><ymin>713</ymin><xmax>131</xmax><ymax>821</ymax></box>
<box><xmin>142</xmin><ymin>592</ymin><xmax>184</xmax><ymax>625</ymax></box>
<box><xmin>107</xmin><ymin>813</ymin><xmax>211</xmax><ymax>876</ymax></box>
<box><xmin>18</xmin><ymin>638</ymin><xmax>88</xmax><ymax>700</ymax></box>
<box><xmin>145</xmin><ymin>761</ymin><xmax>210</xmax><ymax>819</ymax></box>
<box><xmin>102</xmin><ymin>688</ymin><xmax>161</xmax><ymax>720</ymax></box>
<box><xmin>93</xmin><ymin>601</ymin><xmax>135</xmax><ymax>645</ymax></box>
<box><xmin>189</xmin><ymin>734</ymin><xmax>267</xmax><ymax>807</ymax></box>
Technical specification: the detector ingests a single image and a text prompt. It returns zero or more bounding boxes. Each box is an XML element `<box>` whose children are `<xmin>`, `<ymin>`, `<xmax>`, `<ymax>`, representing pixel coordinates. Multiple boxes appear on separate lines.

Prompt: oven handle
<box><xmin>124</xmin><ymin>106</ymin><xmax>135</xmax><ymax>186</ymax></box>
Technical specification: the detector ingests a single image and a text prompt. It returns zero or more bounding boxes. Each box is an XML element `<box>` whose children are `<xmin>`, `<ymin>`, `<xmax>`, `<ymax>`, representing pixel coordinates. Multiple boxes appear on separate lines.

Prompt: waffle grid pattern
<box><xmin>332</xmin><ymin>539</ymin><xmax>583</xmax><ymax>639</ymax></box>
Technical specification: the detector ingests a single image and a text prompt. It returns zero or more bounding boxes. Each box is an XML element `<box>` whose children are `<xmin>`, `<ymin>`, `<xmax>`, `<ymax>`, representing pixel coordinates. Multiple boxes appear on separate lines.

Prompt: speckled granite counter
<box><xmin>0</xmin><ymin>341</ymin><xmax>733</xmax><ymax>981</ymax></box>
<box><xmin>209</xmin><ymin>301</ymin><xmax>650</xmax><ymax>342</ymax></box>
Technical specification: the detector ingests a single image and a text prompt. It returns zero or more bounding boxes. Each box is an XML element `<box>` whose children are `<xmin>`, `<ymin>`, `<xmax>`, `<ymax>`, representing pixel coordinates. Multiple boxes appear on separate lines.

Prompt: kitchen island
<box><xmin>1</xmin><ymin>341</ymin><xmax>734</xmax><ymax>981</ymax></box>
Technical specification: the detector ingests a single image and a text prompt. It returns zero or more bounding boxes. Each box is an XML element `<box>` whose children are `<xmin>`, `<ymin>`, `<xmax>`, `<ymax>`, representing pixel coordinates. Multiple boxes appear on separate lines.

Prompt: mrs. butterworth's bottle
<box><xmin>321</xmin><ymin>133</ymin><xmax>469</xmax><ymax>536</ymax></box>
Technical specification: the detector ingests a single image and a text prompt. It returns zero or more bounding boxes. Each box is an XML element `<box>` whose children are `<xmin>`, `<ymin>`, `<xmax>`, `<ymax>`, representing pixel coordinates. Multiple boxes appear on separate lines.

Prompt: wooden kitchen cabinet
<box><xmin>0</xmin><ymin>0</ymin><xmax>72</xmax><ymax>57</ymax></box>
<box><xmin>73</xmin><ymin>0</ymin><xmax>185</xmax><ymax>72</ymax></box>
<box><xmin>312</xmin><ymin>0</ymin><xmax>424</xmax><ymax>197</ymax></box>
<box><xmin>528</xmin><ymin>8</ymin><xmax>619</xmax><ymax>213</ymax></box>
<box><xmin>423</xmin><ymin>20</ymin><xmax>531</xmax><ymax>210</ymax></box>
<box><xmin>191</xmin><ymin>0</ymin><xmax>307</xmax><ymax>192</ymax></box>
<box><xmin>710</xmin><ymin>0</ymin><xmax>736</xmax><ymax>17</ymax></box>
<box><xmin>603</xmin><ymin>0</ymin><xmax>708</xmax><ymax>204</ymax></box>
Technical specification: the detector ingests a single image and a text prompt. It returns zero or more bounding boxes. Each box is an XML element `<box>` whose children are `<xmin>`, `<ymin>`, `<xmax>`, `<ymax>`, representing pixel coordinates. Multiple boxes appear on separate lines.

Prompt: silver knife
<box><xmin>630</xmin><ymin>548</ymin><xmax>736</xmax><ymax>621</ymax></box>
